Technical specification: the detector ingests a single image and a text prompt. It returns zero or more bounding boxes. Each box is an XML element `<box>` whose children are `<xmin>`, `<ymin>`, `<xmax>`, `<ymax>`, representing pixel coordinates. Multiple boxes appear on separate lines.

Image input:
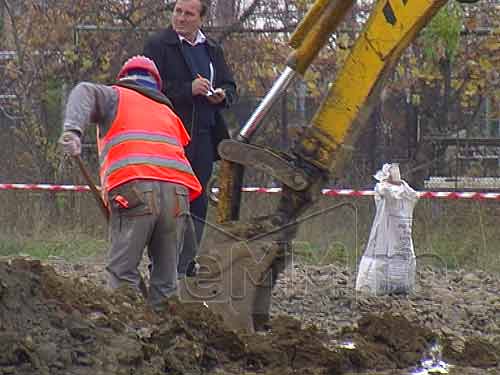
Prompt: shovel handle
<box><xmin>74</xmin><ymin>155</ymin><xmax>110</xmax><ymax>222</ymax></box>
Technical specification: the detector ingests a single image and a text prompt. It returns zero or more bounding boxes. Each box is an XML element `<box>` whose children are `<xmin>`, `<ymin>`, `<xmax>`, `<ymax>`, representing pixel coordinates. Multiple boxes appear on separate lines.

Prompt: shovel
<box><xmin>74</xmin><ymin>155</ymin><xmax>109</xmax><ymax>221</ymax></box>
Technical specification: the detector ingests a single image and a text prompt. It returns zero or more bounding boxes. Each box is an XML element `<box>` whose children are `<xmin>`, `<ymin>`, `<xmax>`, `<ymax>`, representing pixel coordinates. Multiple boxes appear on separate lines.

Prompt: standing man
<box><xmin>59</xmin><ymin>56</ymin><xmax>202</xmax><ymax>309</ymax></box>
<box><xmin>143</xmin><ymin>0</ymin><xmax>237</xmax><ymax>277</ymax></box>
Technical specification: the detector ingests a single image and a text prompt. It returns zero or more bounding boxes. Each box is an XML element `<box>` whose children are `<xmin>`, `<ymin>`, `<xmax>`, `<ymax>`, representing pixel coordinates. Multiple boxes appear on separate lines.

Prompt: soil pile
<box><xmin>0</xmin><ymin>259</ymin><xmax>498</xmax><ymax>374</ymax></box>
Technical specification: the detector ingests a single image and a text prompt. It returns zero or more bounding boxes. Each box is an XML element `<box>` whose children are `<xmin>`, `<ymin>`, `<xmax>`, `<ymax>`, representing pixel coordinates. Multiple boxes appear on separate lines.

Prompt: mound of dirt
<box><xmin>0</xmin><ymin>259</ymin><xmax>498</xmax><ymax>374</ymax></box>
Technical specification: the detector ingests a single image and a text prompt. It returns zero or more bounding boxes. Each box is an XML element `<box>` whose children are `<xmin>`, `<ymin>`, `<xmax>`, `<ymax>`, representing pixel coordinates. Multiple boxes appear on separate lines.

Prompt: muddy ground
<box><xmin>0</xmin><ymin>257</ymin><xmax>498</xmax><ymax>374</ymax></box>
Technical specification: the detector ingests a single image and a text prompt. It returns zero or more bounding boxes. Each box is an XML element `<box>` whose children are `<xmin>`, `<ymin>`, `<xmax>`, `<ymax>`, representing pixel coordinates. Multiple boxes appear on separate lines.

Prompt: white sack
<box><xmin>355</xmin><ymin>179</ymin><xmax>419</xmax><ymax>295</ymax></box>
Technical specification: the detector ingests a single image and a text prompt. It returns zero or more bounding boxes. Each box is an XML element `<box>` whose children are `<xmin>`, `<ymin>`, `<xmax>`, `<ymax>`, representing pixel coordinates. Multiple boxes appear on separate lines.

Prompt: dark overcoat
<box><xmin>143</xmin><ymin>27</ymin><xmax>237</xmax><ymax>161</ymax></box>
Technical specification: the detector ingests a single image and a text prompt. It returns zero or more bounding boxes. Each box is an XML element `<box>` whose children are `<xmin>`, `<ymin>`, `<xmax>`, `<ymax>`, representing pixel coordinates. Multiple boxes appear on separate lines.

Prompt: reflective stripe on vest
<box><xmin>102</xmin><ymin>154</ymin><xmax>195</xmax><ymax>187</ymax></box>
<box><xmin>98</xmin><ymin>86</ymin><xmax>202</xmax><ymax>201</ymax></box>
<box><xmin>99</xmin><ymin>131</ymin><xmax>181</xmax><ymax>165</ymax></box>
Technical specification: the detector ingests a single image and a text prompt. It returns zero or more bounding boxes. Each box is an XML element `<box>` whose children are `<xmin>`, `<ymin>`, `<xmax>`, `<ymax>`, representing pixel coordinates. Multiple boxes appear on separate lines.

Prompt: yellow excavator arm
<box><xmin>179</xmin><ymin>0</ymin><xmax>479</xmax><ymax>333</ymax></box>
<box><xmin>296</xmin><ymin>0</ymin><xmax>449</xmax><ymax>173</ymax></box>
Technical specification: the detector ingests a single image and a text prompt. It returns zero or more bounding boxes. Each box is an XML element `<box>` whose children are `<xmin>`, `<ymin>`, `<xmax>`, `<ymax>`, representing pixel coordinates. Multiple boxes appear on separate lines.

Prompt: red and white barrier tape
<box><xmin>0</xmin><ymin>183</ymin><xmax>91</xmax><ymax>192</ymax></box>
<box><xmin>1</xmin><ymin>183</ymin><xmax>500</xmax><ymax>200</ymax></box>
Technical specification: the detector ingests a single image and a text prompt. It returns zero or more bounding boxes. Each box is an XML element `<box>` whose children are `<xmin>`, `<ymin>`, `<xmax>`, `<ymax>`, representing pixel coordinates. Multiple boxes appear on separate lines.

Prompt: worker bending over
<box><xmin>59</xmin><ymin>56</ymin><xmax>201</xmax><ymax>309</ymax></box>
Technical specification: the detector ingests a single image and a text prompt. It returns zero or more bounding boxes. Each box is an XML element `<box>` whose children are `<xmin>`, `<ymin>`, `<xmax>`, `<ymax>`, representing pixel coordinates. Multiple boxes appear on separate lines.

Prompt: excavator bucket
<box><xmin>178</xmin><ymin>0</ymin><xmax>470</xmax><ymax>333</ymax></box>
<box><xmin>178</xmin><ymin>217</ymin><xmax>294</xmax><ymax>333</ymax></box>
<box><xmin>177</xmin><ymin>196</ymin><xmax>355</xmax><ymax>333</ymax></box>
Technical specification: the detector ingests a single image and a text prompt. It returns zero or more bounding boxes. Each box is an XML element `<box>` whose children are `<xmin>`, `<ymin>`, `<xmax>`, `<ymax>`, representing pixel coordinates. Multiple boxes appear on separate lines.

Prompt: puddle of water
<box><xmin>411</xmin><ymin>340</ymin><xmax>453</xmax><ymax>375</ymax></box>
<box><xmin>411</xmin><ymin>360</ymin><xmax>453</xmax><ymax>374</ymax></box>
<box><xmin>338</xmin><ymin>341</ymin><xmax>356</xmax><ymax>350</ymax></box>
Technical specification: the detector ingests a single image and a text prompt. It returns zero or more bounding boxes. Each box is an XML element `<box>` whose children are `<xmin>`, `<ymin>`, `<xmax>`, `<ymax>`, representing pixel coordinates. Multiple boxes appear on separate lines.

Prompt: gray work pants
<box><xmin>106</xmin><ymin>180</ymin><xmax>189</xmax><ymax>308</ymax></box>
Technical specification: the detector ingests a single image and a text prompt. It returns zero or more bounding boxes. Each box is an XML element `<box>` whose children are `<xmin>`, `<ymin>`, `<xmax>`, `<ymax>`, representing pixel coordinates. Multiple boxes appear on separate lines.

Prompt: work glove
<box><xmin>59</xmin><ymin>130</ymin><xmax>82</xmax><ymax>156</ymax></box>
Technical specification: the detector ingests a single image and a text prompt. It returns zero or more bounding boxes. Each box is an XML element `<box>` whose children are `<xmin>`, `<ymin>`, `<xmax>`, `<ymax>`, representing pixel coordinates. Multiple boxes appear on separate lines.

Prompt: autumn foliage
<box><xmin>0</xmin><ymin>0</ymin><xmax>498</xmax><ymax>189</ymax></box>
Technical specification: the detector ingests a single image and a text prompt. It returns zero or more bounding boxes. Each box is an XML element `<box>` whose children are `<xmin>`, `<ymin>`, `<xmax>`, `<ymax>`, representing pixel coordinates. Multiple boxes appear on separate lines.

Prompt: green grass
<box><xmin>0</xmin><ymin>232</ymin><xmax>106</xmax><ymax>261</ymax></box>
<box><xmin>294</xmin><ymin>240</ymin><xmax>359</xmax><ymax>269</ymax></box>
<box><xmin>1</xmin><ymin>230</ymin><xmax>498</xmax><ymax>273</ymax></box>
<box><xmin>1</xmin><ymin>197</ymin><xmax>499</xmax><ymax>274</ymax></box>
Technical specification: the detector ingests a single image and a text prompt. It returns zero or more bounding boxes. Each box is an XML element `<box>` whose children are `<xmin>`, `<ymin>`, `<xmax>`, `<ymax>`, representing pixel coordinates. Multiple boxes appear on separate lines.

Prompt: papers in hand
<box><xmin>206</xmin><ymin>87</ymin><xmax>223</xmax><ymax>96</ymax></box>
<box><xmin>205</xmin><ymin>62</ymin><xmax>222</xmax><ymax>96</ymax></box>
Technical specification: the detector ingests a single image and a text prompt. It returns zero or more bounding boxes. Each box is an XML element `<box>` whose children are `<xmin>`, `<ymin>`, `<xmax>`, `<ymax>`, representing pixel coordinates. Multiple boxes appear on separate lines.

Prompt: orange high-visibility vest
<box><xmin>98</xmin><ymin>86</ymin><xmax>202</xmax><ymax>201</ymax></box>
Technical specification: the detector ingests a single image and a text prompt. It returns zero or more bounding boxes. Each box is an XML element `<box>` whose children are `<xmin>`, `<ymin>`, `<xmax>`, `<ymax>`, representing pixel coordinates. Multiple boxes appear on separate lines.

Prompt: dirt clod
<box><xmin>0</xmin><ymin>259</ymin><xmax>498</xmax><ymax>374</ymax></box>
